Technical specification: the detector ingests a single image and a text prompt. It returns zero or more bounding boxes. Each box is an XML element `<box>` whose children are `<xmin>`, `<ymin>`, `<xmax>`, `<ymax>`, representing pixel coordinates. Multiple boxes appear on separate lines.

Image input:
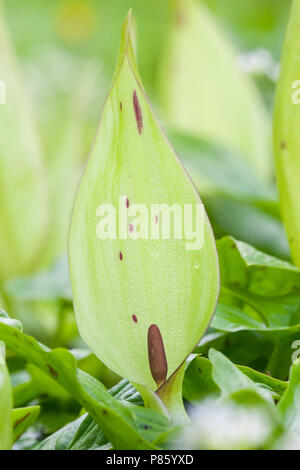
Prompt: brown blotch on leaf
<box><xmin>120</xmin><ymin>102</ymin><xmax>123</xmax><ymax>111</ymax></box>
<box><xmin>176</xmin><ymin>7</ymin><xmax>186</xmax><ymax>27</ymax></box>
<box><xmin>119</xmin><ymin>251</ymin><xmax>123</xmax><ymax>260</ymax></box>
<box><xmin>132</xmin><ymin>314</ymin><xmax>138</xmax><ymax>323</ymax></box>
<box><xmin>280</xmin><ymin>141</ymin><xmax>286</xmax><ymax>150</ymax></box>
<box><xmin>133</xmin><ymin>90</ymin><xmax>143</xmax><ymax>135</ymax></box>
<box><xmin>47</xmin><ymin>364</ymin><xmax>59</xmax><ymax>379</ymax></box>
<box><xmin>13</xmin><ymin>413</ymin><xmax>30</xmax><ymax>429</ymax></box>
<box><xmin>102</xmin><ymin>409</ymin><xmax>108</xmax><ymax>416</ymax></box>
<box><xmin>147</xmin><ymin>324</ymin><xmax>168</xmax><ymax>388</ymax></box>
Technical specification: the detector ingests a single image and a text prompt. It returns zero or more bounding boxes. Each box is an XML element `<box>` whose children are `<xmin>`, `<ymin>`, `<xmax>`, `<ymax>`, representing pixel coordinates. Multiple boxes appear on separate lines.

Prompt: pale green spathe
<box><xmin>274</xmin><ymin>0</ymin><xmax>300</xmax><ymax>267</ymax></box>
<box><xmin>69</xmin><ymin>12</ymin><xmax>219</xmax><ymax>390</ymax></box>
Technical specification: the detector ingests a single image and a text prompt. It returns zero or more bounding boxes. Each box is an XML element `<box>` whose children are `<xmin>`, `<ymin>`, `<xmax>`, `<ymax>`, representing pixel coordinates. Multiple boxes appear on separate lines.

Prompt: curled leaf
<box><xmin>69</xmin><ymin>12</ymin><xmax>219</xmax><ymax>393</ymax></box>
<box><xmin>274</xmin><ymin>0</ymin><xmax>300</xmax><ymax>267</ymax></box>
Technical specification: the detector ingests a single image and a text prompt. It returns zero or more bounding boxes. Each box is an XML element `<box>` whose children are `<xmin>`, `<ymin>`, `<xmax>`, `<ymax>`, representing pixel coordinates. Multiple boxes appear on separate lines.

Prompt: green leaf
<box><xmin>158</xmin><ymin>0</ymin><xmax>271</xmax><ymax>178</ymax></box>
<box><xmin>278</xmin><ymin>359</ymin><xmax>300</xmax><ymax>432</ymax></box>
<box><xmin>212</xmin><ymin>303</ymin><xmax>266</xmax><ymax>332</ymax></box>
<box><xmin>213</xmin><ymin>303</ymin><xmax>300</xmax><ymax>339</ymax></box>
<box><xmin>0</xmin><ymin>312</ymin><xmax>160</xmax><ymax>449</ymax></box>
<box><xmin>0</xmin><ymin>342</ymin><xmax>13</xmax><ymax>450</ymax></box>
<box><xmin>274</xmin><ymin>0</ymin><xmax>300</xmax><ymax>267</ymax></box>
<box><xmin>34</xmin><ymin>380</ymin><xmax>171</xmax><ymax>450</ymax></box>
<box><xmin>68</xmin><ymin>11</ymin><xmax>219</xmax><ymax>397</ymax></box>
<box><xmin>183</xmin><ymin>356</ymin><xmax>219</xmax><ymax>401</ymax></box>
<box><xmin>183</xmin><ymin>355</ymin><xmax>287</xmax><ymax>403</ymax></box>
<box><xmin>217</xmin><ymin>236</ymin><xmax>300</xmax><ymax>328</ymax></box>
<box><xmin>203</xmin><ymin>238</ymin><xmax>300</xmax><ymax>379</ymax></box>
<box><xmin>0</xmin><ymin>2</ymin><xmax>48</xmax><ymax>281</ymax></box>
<box><xmin>33</xmin><ymin>413</ymin><xmax>106</xmax><ymax>450</ymax></box>
<box><xmin>209</xmin><ymin>349</ymin><xmax>274</xmax><ymax>403</ymax></box>
<box><xmin>12</xmin><ymin>406</ymin><xmax>40</xmax><ymax>443</ymax></box>
<box><xmin>237</xmin><ymin>365</ymin><xmax>287</xmax><ymax>398</ymax></box>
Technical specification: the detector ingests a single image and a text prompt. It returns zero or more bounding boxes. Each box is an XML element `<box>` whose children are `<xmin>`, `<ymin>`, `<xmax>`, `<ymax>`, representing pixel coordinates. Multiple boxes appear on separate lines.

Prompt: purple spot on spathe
<box><xmin>133</xmin><ymin>90</ymin><xmax>143</xmax><ymax>135</ymax></box>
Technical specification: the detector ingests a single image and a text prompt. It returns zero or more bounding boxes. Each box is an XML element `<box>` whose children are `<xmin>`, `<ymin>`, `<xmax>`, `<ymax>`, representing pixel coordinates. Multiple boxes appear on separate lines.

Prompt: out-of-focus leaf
<box><xmin>204</xmin><ymin>0</ymin><xmax>291</xmax><ymax>58</ymax></box>
<box><xmin>158</xmin><ymin>0</ymin><xmax>271</xmax><ymax>178</ymax></box>
<box><xmin>69</xmin><ymin>12</ymin><xmax>219</xmax><ymax>395</ymax></box>
<box><xmin>206</xmin><ymin>197</ymin><xmax>289</xmax><ymax>260</ymax></box>
<box><xmin>44</xmin><ymin>64</ymin><xmax>99</xmax><ymax>266</ymax></box>
<box><xmin>0</xmin><ymin>342</ymin><xmax>12</xmax><ymax>449</ymax></box>
<box><xmin>0</xmin><ymin>308</ymin><xmax>22</xmax><ymax>330</ymax></box>
<box><xmin>4</xmin><ymin>257</ymin><xmax>72</xmax><ymax>303</ymax></box>
<box><xmin>12</xmin><ymin>405</ymin><xmax>40</xmax><ymax>443</ymax></box>
<box><xmin>0</xmin><ymin>2</ymin><xmax>48</xmax><ymax>281</ymax></box>
<box><xmin>177</xmin><ymin>393</ymin><xmax>277</xmax><ymax>450</ymax></box>
<box><xmin>170</xmin><ymin>132</ymin><xmax>275</xmax><ymax>206</ymax></box>
<box><xmin>0</xmin><ymin>311</ymin><xmax>164</xmax><ymax>449</ymax></box>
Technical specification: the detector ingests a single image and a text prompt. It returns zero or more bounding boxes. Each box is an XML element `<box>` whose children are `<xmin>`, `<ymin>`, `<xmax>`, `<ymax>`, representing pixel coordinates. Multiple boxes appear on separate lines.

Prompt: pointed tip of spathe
<box><xmin>116</xmin><ymin>9</ymin><xmax>142</xmax><ymax>85</ymax></box>
<box><xmin>121</xmin><ymin>9</ymin><xmax>133</xmax><ymax>45</ymax></box>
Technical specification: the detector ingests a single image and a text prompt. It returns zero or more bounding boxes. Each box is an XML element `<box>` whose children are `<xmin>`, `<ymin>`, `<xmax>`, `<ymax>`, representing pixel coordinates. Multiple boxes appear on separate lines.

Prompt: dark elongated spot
<box><xmin>147</xmin><ymin>324</ymin><xmax>168</xmax><ymax>388</ymax></box>
<box><xmin>13</xmin><ymin>413</ymin><xmax>30</xmax><ymax>429</ymax></box>
<box><xmin>120</xmin><ymin>102</ymin><xmax>123</xmax><ymax>111</ymax></box>
<box><xmin>280</xmin><ymin>141</ymin><xmax>286</xmax><ymax>149</ymax></box>
<box><xmin>132</xmin><ymin>314</ymin><xmax>138</xmax><ymax>323</ymax></box>
<box><xmin>47</xmin><ymin>364</ymin><xmax>58</xmax><ymax>379</ymax></box>
<box><xmin>133</xmin><ymin>90</ymin><xmax>143</xmax><ymax>135</ymax></box>
<box><xmin>126</xmin><ymin>197</ymin><xmax>130</xmax><ymax>208</ymax></box>
<box><xmin>129</xmin><ymin>223</ymin><xmax>134</xmax><ymax>233</ymax></box>
<box><xmin>119</xmin><ymin>251</ymin><xmax>123</xmax><ymax>260</ymax></box>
